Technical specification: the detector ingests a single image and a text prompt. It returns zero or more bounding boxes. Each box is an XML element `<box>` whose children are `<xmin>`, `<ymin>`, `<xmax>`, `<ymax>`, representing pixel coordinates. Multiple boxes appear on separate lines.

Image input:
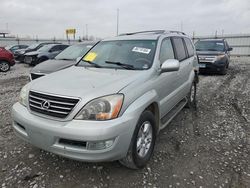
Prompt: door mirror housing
<box><xmin>161</xmin><ymin>59</ymin><xmax>180</xmax><ymax>73</ymax></box>
<box><xmin>228</xmin><ymin>47</ymin><xmax>233</xmax><ymax>51</ymax></box>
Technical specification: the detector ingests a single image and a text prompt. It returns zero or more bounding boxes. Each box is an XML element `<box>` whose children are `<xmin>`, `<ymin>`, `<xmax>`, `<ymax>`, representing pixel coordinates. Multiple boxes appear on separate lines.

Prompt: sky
<box><xmin>0</xmin><ymin>0</ymin><xmax>250</xmax><ymax>39</ymax></box>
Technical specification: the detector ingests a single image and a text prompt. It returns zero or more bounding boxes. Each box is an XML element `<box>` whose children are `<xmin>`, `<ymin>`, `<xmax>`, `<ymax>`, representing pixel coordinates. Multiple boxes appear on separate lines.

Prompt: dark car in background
<box><xmin>30</xmin><ymin>41</ymin><xmax>96</xmax><ymax>80</ymax></box>
<box><xmin>14</xmin><ymin>42</ymin><xmax>60</xmax><ymax>62</ymax></box>
<box><xmin>24</xmin><ymin>44</ymin><xmax>69</xmax><ymax>66</ymax></box>
<box><xmin>0</xmin><ymin>47</ymin><xmax>15</xmax><ymax>72</ymax></box>
<box><xmin>5</xmin><ymin>44</ymin><xmax>29</xmax><ymax>53</ymax></box>
<box><xmin>195</xmin><ymin>39</ymin><xmax>233</xmax><ymax>75</ymax></box>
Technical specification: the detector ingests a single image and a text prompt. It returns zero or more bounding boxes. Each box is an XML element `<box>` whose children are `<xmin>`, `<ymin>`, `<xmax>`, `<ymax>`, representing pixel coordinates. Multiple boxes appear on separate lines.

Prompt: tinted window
<box><xmin>51</xmin><ymin>45</ymin><xmax>61</xmax><ymax>52</ymax></box>
<box><xmin>159</xmin><ymin>38</ymin><xmax>175</xmax><ymax>63</ymax></box>
<box><xmin>60</xmin><ymin>45</ymin><xmax>68</xmax><ymax>50</ymax></box>
<box><xmin>184</xmin><ymin>38</ymin><xmax>194</xmax><ymax>57</ymax></box>
<box><xmin>173</xmin><ymin>38</ymin><xmax>187</xmax><ymax>61</ymax></box>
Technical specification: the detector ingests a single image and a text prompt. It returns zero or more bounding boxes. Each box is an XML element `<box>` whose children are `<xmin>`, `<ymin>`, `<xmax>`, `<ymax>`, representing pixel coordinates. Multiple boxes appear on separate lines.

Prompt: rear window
<box><xmin>172</xmin><ymin>38</ymin><xmax>187</xmax><ymax>61</ymax></box>
<box><xmin>184</xmin><ymin>38</ymin><xmax>194</xmax><ymax>57</ymax></box>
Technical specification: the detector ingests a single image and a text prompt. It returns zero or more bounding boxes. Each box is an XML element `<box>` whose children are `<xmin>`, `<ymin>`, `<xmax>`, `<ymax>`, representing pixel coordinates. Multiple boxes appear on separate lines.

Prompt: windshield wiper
<box><xmin>105</xmin><ymin>61</ymin><xmax>135</xmax><ymax>70</ymax></box>
<box><xmin>82</xmin><ymin>60</ymin><xmax>102</xmax><ymax>68</ymax></box>
<box><xmin>57</xmin><ymin>58</ymin><xmax>73</xmax><ymax>61</ymax></box>
<box><xmin>207</xmin><ymin>49</ymin><xmax>218</xmax><ymax>51</ymax></box>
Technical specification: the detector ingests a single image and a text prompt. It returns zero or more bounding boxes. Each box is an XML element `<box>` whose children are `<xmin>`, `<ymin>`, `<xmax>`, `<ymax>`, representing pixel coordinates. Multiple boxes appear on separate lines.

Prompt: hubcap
<box><xmin>136</xmin><ymin>121</ymin><xmax>153</xmax><ymax>158</ymax></box>
<box><xmin>0</xmin><ymin>62</ymin><xmax>9</xmax><ymax>72</ymax></box>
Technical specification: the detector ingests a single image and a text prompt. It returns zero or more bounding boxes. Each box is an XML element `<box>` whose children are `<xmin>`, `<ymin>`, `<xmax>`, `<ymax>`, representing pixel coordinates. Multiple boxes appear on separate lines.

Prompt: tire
<box><xmin>220</xmin><ymin>65</ymin><xmax>228</xmax><ymax>75</ymax></box>
<box><xmin>0</xmin><ymin>61</ymin><xmax>10</xmax><ymax>72</ymax></box>
<box><xmin>119</xmin><ymin>110</ymin><xmax>156</xmax><ymax>169</ymax></box>
<box><xmin>185</xmin><ymin>81</ymin><xmax>197</xmax><ymax>109</ymax></box>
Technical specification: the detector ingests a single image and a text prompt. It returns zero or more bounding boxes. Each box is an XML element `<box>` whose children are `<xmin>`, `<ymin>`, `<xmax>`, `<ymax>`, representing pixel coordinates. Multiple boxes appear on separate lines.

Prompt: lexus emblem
<box><xmin>41</xmin><ymin>100</ymin><xmax>51</xmax><ymax>110</ymax></box>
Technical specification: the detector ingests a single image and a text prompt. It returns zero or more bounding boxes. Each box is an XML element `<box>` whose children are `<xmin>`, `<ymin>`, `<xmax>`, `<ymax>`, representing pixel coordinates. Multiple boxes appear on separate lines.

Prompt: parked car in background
<box><xmin>0</xmin><ymin>47</ymin><xmax>15</xmax><ymax>72</ymax></box>
<box><xmin>195</xmin><ymin>39</ymin><xmax>232</xmax><ymax>75</ymax></box>
<box><xmin>14</xmin><ymin>42</ymin><xmax>61</xmax><ymax>62</ymax></box>
<box><xmin>5</xmin><ymin>44</ymin><xmax>29</xmax><ymax>53</ymax></box>
<box><xmin>24</xmin><ymin>44</ymin><xmax>69</xmax><ymax>66</ymax></box>
<box><xmin>30</xmin><ymin>41</ymin><xmax>96</xmax><ymax>80</ymax></box>
<box><xmin>12</xmin><ymin>30</ymin><xmax>199</xmax><ymax>169</ymax></box>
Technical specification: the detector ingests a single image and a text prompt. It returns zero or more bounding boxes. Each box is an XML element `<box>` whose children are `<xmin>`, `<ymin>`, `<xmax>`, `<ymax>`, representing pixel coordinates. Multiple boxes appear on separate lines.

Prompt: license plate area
<box><xmin>199</xmin><ymin>64</ymin><xmax>206</xmax><ymax>68</ymax></box>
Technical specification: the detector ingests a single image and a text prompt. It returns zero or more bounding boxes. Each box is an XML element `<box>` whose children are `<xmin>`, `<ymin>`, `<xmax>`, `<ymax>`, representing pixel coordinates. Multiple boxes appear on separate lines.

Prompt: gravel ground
<box><xmin>0</xmin><ymin>59</ymin><xmax>250</xmax><ymax>188</ymax></box>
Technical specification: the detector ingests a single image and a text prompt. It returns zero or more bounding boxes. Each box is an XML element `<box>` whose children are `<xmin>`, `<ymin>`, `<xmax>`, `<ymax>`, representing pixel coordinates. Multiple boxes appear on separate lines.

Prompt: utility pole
<box><xmin>86</xmin><ymin>24</ymin><xmax>88</xmax><ymax>40</ymax></box>
<box><xmin>116</xmin><ymin>8</ymin><xmax>119</xmax><ymax>36</ymax></box>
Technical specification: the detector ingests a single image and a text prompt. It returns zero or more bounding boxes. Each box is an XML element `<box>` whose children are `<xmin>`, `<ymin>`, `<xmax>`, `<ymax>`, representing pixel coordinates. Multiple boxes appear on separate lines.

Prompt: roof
<box><xmin>199</xmin><ymin>38</ymin><xmax>224</xmax><ymax>41</ymax></box>
<box><xmin>102</xmin><ymin>30</ymin><xmax>188</xmax><ymax>41</ymax></box>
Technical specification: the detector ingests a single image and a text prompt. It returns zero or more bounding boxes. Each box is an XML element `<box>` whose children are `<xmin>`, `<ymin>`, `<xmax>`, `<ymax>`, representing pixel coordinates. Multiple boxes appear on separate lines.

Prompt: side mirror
<box><xmin>76</xmin><ymin>57</ymin><xmax>82</xmax><ymax>63</ymax></box>
<box><xmin>161</xmin><ymin>59</ymin><xmax>180</xmax><ymax>73</ymax></box>
<box><xmin>228</xmin><ymin>47</ymin><xmax>233</xmax><ymax>51</ymax></box>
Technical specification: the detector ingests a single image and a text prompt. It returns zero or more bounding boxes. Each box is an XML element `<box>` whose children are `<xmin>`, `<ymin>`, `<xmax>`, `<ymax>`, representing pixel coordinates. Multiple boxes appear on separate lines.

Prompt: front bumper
<box><xmin>198</xmin><ymin>61</ymin><xmax>227</xmax><ymax>72</ymax></box>
<box><xmin>12</xmin><ymin>102</ymin><xmax>138</xmax><ymax>162</ymax></box>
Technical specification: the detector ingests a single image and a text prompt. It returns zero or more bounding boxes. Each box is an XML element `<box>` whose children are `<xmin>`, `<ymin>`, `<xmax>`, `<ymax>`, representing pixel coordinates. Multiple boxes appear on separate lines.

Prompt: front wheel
<box><xmin>0</xmin><ymin>61</ymin><xmax>10</xmax><ymax>72</ymax></box>
<box><xmin>119</xmin><ymin>110</ymin><xmax>156</xmax><ymax>169</ymax></box>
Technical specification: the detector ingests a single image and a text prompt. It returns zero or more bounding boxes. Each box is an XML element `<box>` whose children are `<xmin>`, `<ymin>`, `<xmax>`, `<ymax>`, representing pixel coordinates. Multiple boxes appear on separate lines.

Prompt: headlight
<box><xmin>19</xmin><ymin>84</ymin><xmax>28</xmax><ymax>107</ymax></box>
<box><xmin>214</xmin><ymin>55</ymin><xmax>225</xmax><ymax>62</ymax></box>
<box><xmin>20</xmin><ymin>51</ymin><xmax>25</xmax><ymax>54</ymax></box>
<box><xmin>75</xmin><ymin>94</ymin><xmax>124</xmax><ymax>121</ymax></box>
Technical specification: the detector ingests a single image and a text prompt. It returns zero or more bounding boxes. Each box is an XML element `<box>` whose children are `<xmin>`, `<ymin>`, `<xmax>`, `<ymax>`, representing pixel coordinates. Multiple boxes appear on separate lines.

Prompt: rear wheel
<box><xmin>119</xmin><ymin>110</ymin><xmax>156</xmax><ymax>169</ymax></box>
<box><xmin>0</xmin><ymin>61</ymin><xmax>10</xmax><ymax>72</ymax></box>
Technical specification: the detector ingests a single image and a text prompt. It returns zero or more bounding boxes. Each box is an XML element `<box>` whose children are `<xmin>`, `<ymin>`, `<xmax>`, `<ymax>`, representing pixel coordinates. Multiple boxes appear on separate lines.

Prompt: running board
<box><xmin>160</xmin><ymin>98</ymin><xmax>187</xmax><ymax>130</ymax></box>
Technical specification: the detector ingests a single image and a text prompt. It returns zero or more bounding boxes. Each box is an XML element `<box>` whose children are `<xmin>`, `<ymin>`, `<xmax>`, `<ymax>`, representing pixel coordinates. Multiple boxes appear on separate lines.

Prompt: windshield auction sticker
<box><xmin>83</xmin><ymin>52</ymin><xmax>97</xmax><ymax>62</ymax></box>
<box><xmin>132</xmin><ymin>47</ymin><xmax>151</xmax><ymax>54</ymax></box>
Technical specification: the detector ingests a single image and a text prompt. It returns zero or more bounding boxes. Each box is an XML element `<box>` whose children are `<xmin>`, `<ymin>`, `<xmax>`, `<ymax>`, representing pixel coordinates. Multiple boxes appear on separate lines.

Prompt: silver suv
<box><xmin>12</xmin><ymin>30</ymin><xmax>199</xmax><ymax>169</ymax></box>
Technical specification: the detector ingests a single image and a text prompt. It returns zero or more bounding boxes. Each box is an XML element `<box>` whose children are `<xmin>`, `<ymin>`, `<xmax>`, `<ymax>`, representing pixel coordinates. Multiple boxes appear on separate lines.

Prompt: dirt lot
<box><xmin>0</xmin><ymin>59</ymin><xmax>250</xmax><ymax>188</ymax></box>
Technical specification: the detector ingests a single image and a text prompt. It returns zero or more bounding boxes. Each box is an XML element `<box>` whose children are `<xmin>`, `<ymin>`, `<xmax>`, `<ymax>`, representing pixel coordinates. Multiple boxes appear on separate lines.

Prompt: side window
<box><xmin>159</xmin><ymin>38</ymin><xmax>175</xmax><ymax>63</ymax></box>
<box><xmin>172</xmin><ymin>37</ymin><xmax>187</xmax><ymax>61</ymax></box>
<box><xmin>60</xmin><ymin>45</ymin><xmax>68</xmax><ymax>50</ymax></box>
<box><xmin>51</xmin><ymin>45</ymin><xmax>61</xmax><ymax>52</ymax></box>
<box><xmin>184</xmin><ymin>38</ymin><xmax>194</xmax><ymax>57</ymax></box>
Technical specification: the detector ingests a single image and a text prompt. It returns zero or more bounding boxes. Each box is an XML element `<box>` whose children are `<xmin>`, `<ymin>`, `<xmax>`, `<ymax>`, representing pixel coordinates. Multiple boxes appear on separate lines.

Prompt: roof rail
<box><xmin>167</xmin><ymin>30</ymin><xmax>186</xmax><ymax>35</ymax></box>
<box><xmin>119</xmin><ymin>30</ymin><xmax>186</xmax><ymax>36</ymax></box>
<box><xmin>119</xmin><ymin>30</ymin><xmax>165</xmax><ymax>36</ymax></box>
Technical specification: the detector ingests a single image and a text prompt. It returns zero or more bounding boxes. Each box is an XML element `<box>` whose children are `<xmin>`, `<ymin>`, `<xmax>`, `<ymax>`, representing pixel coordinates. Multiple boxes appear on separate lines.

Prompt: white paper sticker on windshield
<box><xmin>132</xmin><ymin>47</ymin><xmax>151</xmax><ymax>54</ymax></box>
<box><xmin>216</xmin><ymin>43</ymin><xmax>224</xmax><ymax>46</ymax></box>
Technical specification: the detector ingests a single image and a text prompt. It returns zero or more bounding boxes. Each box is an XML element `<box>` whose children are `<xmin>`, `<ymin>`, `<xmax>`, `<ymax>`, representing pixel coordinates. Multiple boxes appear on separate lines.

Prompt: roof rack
<box><xmin>119</xmin><ymin>30</ymin><xmax>186</xmax><ymax>36</ymax></box>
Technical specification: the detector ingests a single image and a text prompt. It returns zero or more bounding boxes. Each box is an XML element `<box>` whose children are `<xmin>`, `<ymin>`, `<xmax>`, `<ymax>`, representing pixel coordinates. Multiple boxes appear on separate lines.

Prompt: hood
<box><xmin>25</xmin><ymin>51</ymin><xmax>39</xmax><ymax>56</ymax></box>
<box><xmin>196</xmin><ymin>51</ymin><xmax>225</xmax><ymax>56</ymax></box>
<box><xmin>30</xmin><ymin>66</ymin><xmax>147</xmax><ymax>100</ymax></box>
<box><xmin>31</xmin><ymin>59</ymin><xmax>75</xmax><ymax>74</ymax></box>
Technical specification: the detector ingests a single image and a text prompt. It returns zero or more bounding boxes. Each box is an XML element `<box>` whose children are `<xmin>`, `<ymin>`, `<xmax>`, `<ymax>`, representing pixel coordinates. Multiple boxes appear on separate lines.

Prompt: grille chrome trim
<box><xmin>29</xmin><ymin>95</ymin><xmax>76</xmax><ymax>106</ymax></box>
<box><xmin>29</xmin><ymin>90</ymin><xmax>80</xmax><ymax>119</ymax></box>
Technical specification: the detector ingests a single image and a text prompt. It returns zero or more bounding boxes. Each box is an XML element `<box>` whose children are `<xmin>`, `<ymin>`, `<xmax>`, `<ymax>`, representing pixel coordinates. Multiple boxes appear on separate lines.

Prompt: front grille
<box><xmin>30</xmin><ymin>73</ymin><xmax>44</xmax><ymax>80</ymax></box>
<box><xmin>198</xmin><ymin>56</ymin><xmax>216</xmax><ymax>63</ymax></box>
<box><xmin>29</xmin><ymin>91</ymin><xmax>79</xmax><ymax>118</ymax></box>
<box><xmin>24</xmin><ymin>56</ymin><xmax>33</xmax><ymax>64</ymax></box>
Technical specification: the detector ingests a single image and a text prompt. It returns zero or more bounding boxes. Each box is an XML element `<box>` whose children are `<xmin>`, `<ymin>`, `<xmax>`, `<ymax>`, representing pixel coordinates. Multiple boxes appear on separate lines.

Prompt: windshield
<box><xmin>5</xmin><ymin>45</ymin><xmax>13</xmax><ymax>50</ymax></box>
<box><xmin>55</xmin><ymin>44</ymin><xmax>93</xmax><ymax>60</ymax></box>
<box><xmin>27</xmin><ymin>43</ymin><xmax>40</xmax><ymax>50</ymax></box>
<box><xmin>37</xmin><ymin>45</ymin><xmax>52</xmax><ymax>52</ymax></box>
<box><xmin>78</xmin><ymin>40</ymin><xmax>157</xmax><ymax>70</ymax></box>
<box><xmin>195</xmin><ymin>41</ymin><xmax>225</xmax><ymax>51</ymax></box>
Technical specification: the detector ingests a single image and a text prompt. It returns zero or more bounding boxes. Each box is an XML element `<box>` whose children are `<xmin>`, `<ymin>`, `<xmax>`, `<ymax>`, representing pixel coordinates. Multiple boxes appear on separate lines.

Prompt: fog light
<box><xmin>87</xmin><ymin>139</ymin><xmax>114</xmax><ymax>150</ymax></box>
